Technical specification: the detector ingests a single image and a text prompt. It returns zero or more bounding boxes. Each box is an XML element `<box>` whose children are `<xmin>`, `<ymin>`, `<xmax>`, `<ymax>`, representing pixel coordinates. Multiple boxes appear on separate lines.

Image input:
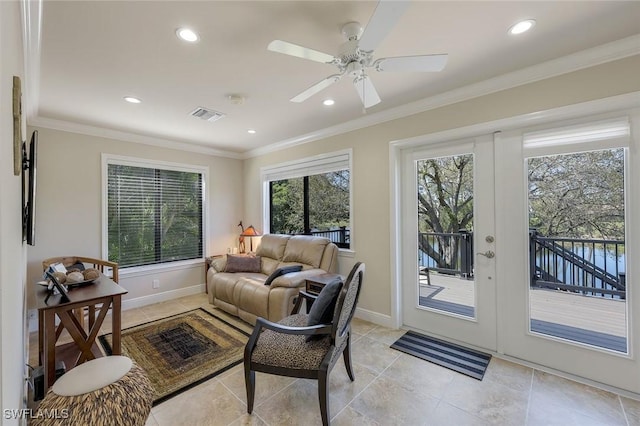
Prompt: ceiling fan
<box><xmin>268</xmin><ymin>0</ymin><xmax>448</xmax><ymax>109</ymax></box>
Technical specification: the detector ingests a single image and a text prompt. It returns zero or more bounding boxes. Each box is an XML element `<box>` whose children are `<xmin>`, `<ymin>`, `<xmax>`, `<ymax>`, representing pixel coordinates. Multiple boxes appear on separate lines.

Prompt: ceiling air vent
<box><xmin>190</xmin><ymin>106</ymin><xmax>225</xmax><ymax>122</ymax></box>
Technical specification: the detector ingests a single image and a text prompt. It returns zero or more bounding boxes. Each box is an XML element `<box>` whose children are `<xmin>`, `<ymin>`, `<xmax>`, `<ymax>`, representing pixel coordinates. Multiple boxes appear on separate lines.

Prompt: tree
<box><xmin>417</xmin><ymin>155</ymin><xmax>473</xmax><ymax>270</ymax></box>
<box><xmin>309</xmin><ymin>170</ymin><xmax>350</xmax><ymax>230</ymax></box>
<box><xmin>528</xmin><ymin>148</ymin><xmax>624</xmax><ymax>240</ymax></box>
<box><xmin>270</xmin><ymin>170</ymin><xmax>350</xmax><ymax>235</ymax></box>
<box><xmin>270</xmin><ymin>178</ymin><xmax>303</xmax><ymax>233</ymax></box>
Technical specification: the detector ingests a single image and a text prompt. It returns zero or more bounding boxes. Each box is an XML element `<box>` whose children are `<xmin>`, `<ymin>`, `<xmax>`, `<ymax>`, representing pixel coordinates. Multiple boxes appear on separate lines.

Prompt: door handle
<box><xmin>477</xmin><ymin>250</ymin><xmax>495</xmax><ymax>259</ymax></box>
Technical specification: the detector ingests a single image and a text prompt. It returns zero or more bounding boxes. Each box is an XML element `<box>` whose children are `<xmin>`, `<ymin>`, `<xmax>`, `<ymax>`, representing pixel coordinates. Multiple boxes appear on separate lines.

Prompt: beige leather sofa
<box><xmin>207</xmin><ymin>234</ymin><xmax>339</xmax><ymax>324</ymax></box>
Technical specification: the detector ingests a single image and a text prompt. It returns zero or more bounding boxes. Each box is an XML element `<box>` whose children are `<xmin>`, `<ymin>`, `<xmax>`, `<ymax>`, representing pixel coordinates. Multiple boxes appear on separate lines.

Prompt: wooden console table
<box><xmin>36</xmin><ymin>274</ymin><xmax>128</xmax><ymax>391</ymax></box>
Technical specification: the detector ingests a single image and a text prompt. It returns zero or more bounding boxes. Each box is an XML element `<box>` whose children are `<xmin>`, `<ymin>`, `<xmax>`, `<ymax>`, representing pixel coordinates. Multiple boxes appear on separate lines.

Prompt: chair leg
<box><xmin>245</xmin><ymin>364</ymin><xmax>256</xmax><ymax>413</ymax></box>
<box><xmin>318</xmin><ymin>372</ymin><xmax>330</xmax><ymax>426</ymax></box>
<box><xmin>343</xmin><ymin>334</ymin><xmax>355</xmax><ymax>381</ymax></box>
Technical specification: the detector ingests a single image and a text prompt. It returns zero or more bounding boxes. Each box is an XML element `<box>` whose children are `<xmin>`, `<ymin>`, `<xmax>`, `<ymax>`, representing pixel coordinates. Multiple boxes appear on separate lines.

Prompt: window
<box><xmin>262</xmin><ymin>151</ymin><xmax>351</xmax><ymax>249</ymax></box>
<box><xmin>104</xmin><ymin>157</ymin><xmax>205</xmax><ymax>268</ymax></box>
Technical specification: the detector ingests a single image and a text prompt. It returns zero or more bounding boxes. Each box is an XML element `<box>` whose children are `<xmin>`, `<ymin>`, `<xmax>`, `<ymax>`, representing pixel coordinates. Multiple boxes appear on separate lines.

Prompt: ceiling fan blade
<box><xmin>359</xmin><ymin>1</ymin><xmax>411</xmax><ymax>53</ymax></box>
<box><xmin>268</xmin><ymin>40</ymin><xmax>335</xmax><ymax>64</ymax></box>
<box><xmin>375</xmin><ymin>54</ymin><xmax>448</xmax><ymax>72</ymax></box>
<box><xmin>353</xmin><ymin>75</ymin><xmax>381</xmax><ymax>108</ymax></box>
<box><xmin>290</xmin><ymin>74</ymin><xmax>342</xmax><ymax>103</ymax></box>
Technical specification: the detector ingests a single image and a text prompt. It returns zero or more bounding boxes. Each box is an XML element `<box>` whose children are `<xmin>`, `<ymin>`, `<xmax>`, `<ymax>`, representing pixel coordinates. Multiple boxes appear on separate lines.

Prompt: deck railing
<box><xmin>418</xmin><ymin>231</ymin><xmax>474</xmax><ymax>278</ymax></box>
<box><xmin>417</xmin><ymin>230</ymin><xmax>626</xmax><ymax>298</ymax></box>
<box><xmin>529</xmin><ymin>229</ymin><xmax>626</xmax><ymax>299</ymax></box>
<box><xmin>309</xmin><ymin>227</ymin><xmax>350</xmax><ymax>249</ymax></box>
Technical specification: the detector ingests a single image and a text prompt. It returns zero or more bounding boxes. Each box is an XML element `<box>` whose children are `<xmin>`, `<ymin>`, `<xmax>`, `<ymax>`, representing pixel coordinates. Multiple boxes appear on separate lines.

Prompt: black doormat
<box><xmin>390</xmin><ymin>330</ymin><xmax>491</xmax><ymax>380</ymax></box>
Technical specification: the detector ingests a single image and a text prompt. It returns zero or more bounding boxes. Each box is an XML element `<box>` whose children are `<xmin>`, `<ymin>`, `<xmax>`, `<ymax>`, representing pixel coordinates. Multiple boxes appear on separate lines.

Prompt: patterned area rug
<box><xmin>99</xmin><ymin>308</ymin><xmax>250</xmax><ymax>405</ymax></box>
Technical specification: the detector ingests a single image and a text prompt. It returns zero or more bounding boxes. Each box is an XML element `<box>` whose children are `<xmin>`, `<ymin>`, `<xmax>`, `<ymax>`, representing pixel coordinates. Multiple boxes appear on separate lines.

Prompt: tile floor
<box><xmin>29</xmin><ymin>293</ymin><xmax>640</xmax><ymax>426</ymax></box>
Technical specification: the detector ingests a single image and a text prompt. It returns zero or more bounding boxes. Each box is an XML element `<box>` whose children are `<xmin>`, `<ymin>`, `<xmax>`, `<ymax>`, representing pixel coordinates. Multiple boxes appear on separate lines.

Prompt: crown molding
<box><xmin>245</xmin><ymin>34</ymin><xmax>640</xmax><ymax>159</ymax></box>
<box><xmin>21</xmin><ymin>0</ymin><xmax>241</xmax><ymax>159</ymax></box>
<box><xmin>390</xmin><ymin>91</ymin><xmax>640</xmax><ymax>149</ymax></box>
<box><xmin>29</xmin><ymin>116</ymin><xmax>244</xmax><ymax>159</ymax></box>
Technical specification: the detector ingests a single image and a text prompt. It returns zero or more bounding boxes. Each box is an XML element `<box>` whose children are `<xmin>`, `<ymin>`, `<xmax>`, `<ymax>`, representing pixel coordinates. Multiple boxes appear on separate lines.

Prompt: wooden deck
<box><xmin>419</xmin><ymin>272</ymin><xmax>627</xmax><ymax>352</ymax></box>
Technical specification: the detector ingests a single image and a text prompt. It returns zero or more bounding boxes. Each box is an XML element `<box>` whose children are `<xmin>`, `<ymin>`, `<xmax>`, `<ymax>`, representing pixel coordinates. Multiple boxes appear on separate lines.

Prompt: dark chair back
<box><xmin>331</xmin><ymin>262</ymin><xmax>365</xmax><ymax>345</ymax></box>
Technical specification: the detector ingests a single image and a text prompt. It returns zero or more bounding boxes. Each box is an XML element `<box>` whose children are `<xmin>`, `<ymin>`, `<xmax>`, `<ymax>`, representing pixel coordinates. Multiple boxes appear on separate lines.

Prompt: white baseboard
<box><xmin>355</xmin><ymin>307</ymin><xmax>394</xmax><ymax>328</ymax></box>
<box><xmin>122</xmin><ymin>283</ymin><xmax>205</xmax><ymax>311</ymax></box>
<box><xmin>27</xmin><ymin>283</ymin><xmax>206</xmax><ymax>333</ymax></box>
<box><xmin>29</xmin><ymin>285</ymin><xmax>390</xmax><ymax>332</ymax></box>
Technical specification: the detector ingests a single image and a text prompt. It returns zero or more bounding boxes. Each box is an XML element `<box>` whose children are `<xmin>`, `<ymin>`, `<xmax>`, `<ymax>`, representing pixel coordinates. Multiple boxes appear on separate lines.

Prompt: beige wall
<box><xmin>25</xmin><ymin>127</ymin><xmax>244</xmax><ymax>307</ymax></box>
<box><xmin>0</xmin><ymin>1</ymin><xmax>27</xmax><ymax>421</ymax></box>
<box><xmin>243</xmin><ymin>55</ymin><xmax>640</xmax><ymax>319</ymax></box>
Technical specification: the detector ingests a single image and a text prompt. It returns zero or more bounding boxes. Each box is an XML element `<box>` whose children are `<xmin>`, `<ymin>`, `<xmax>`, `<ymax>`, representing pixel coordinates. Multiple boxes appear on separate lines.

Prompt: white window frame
<box><xmin>260</xmin><ymin>149</ymin><xmax>354</xmax><ymax>253</ymax></box>
<box><xmin>101</xmin><ymin>154</ymin><xmax>209</xmax><ymax>274</ymax></box>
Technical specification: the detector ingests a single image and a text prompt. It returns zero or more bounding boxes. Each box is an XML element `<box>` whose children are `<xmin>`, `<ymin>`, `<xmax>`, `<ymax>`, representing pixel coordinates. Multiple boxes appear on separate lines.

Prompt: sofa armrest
<box><xmin>210</xmin><ymin>256</ymin><xmax>226</xmax><ymax>273</ymax></box>
<box><xmin>270</xmin><ymin>269</ymin><xmax>327</xmax><ymax>289</ymax></box>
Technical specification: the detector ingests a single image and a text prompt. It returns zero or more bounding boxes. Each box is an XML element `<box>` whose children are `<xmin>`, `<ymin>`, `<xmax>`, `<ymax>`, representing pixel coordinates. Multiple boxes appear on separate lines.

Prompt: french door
<box><xmin>401</xmin><ymin>135</ymin><xmax>497</xmax><ymax>351</ymax></box>
<box><xmin>397</xmin><ymin>111</ymin><xmax>639</xmax><ymax>393</ymax></box>
<box><xmin>495</xmin><ymin>125</ymin><xmax>636</xmax><ymax>392</ymax></box>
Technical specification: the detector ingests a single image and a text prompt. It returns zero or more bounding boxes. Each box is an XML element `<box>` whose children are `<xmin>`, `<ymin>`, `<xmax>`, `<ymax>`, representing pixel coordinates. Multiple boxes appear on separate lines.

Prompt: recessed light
<box><xmin>247</xmin><ymin>129</ymin><xmax>256</xmax><ymax>134</ymax></box>
<box><xmin>176</xmin><ymin>27</ymin><xmax>199</xmax><ymax>42</ymax></box>
<box><xmin>123</xmin><ymin>96</ymin><xmax>141</xmax><ymax>104</ymax></box>
<box><xmin>323</xmin><ymin>99</ymin><xmax>335</xmax><ymax>106</ymax></box>
<box><xmin>508</xmin><ymin>19</ymin><xmax>536</xmax><ymax>35</ymax></box>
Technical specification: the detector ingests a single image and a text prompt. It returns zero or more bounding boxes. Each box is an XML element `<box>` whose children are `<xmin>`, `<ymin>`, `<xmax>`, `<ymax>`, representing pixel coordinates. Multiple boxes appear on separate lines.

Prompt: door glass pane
<box><xmin>416</xmin><ymin>154</ymin><xmax>475</xmax><ymax>318</ymax></box>
<box><xmin>527</xmin><ymin>148</ymin><xmax>627</xmax><ymax>352</ymax></box>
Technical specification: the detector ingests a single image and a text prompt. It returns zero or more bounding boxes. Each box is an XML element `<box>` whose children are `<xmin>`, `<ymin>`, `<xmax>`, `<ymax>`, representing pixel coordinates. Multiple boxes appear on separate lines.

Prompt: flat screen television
<box><xmin>23</xmin><ymin>130</ymin><xmax>37</xmax><ymax>246</ymax></box>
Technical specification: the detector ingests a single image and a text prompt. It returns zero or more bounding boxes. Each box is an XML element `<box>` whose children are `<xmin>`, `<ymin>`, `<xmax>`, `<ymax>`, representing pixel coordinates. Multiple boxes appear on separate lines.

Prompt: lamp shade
<box><xmin>241</xmin><ymin>225</ymin><xmax>260</xmax><ymax>237</ymax></box>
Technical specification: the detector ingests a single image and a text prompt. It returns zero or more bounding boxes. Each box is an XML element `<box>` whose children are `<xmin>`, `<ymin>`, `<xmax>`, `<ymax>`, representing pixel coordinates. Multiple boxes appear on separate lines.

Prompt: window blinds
<box><xmin>261</xmin><ymin>151</ymin><xmax>350</xmax><ymax>182</ymax></box>
<box><xmin>523</xmin><ymin>117</ymin><xmax>630</xmax><ymax>156</ymax></box>
<box><xmin>107</xmin><ymin>163</ymin><xmax>203</xmax><ymax>268</ymax></box>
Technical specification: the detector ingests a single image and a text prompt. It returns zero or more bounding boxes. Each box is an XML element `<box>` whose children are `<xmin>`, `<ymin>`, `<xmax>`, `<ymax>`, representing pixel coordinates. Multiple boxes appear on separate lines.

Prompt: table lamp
<box><xmin>240</xmin><ymin>225</ymin><xmax>261</xmax><ymax>253</ymax></box>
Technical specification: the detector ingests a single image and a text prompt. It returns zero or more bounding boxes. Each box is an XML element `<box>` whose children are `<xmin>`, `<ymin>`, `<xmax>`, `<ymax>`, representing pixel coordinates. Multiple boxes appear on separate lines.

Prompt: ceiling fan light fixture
<box><xmin>270</xmin><ymin>1</ymin><xmax>445</xmax><ymax>110</ymax></box>
<box><xmin>323</xmin><ymin>99</ymin><xmax>335</xmax><ymax>106</ymax></box>
<box><xmin>341</xmin><ymin>22</ymin><xmax>363</xmax><ymax>41</ymax></box>
<box><xmin>176</xmin><ymin>27</ymin><xmax>199</xmax><ymax>43</ymax></box>
<box><xmin>508</xmin><ymin>19</ymin><xmax>536</xmax><ymax>35</ymax></box>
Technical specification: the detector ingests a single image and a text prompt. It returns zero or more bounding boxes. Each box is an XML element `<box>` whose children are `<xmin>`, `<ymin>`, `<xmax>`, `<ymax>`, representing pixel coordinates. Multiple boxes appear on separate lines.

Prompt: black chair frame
<box><xmin>244</xmin><ymin>262</ymin><xmax>365</xmax><ymax>426</ymax></box>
